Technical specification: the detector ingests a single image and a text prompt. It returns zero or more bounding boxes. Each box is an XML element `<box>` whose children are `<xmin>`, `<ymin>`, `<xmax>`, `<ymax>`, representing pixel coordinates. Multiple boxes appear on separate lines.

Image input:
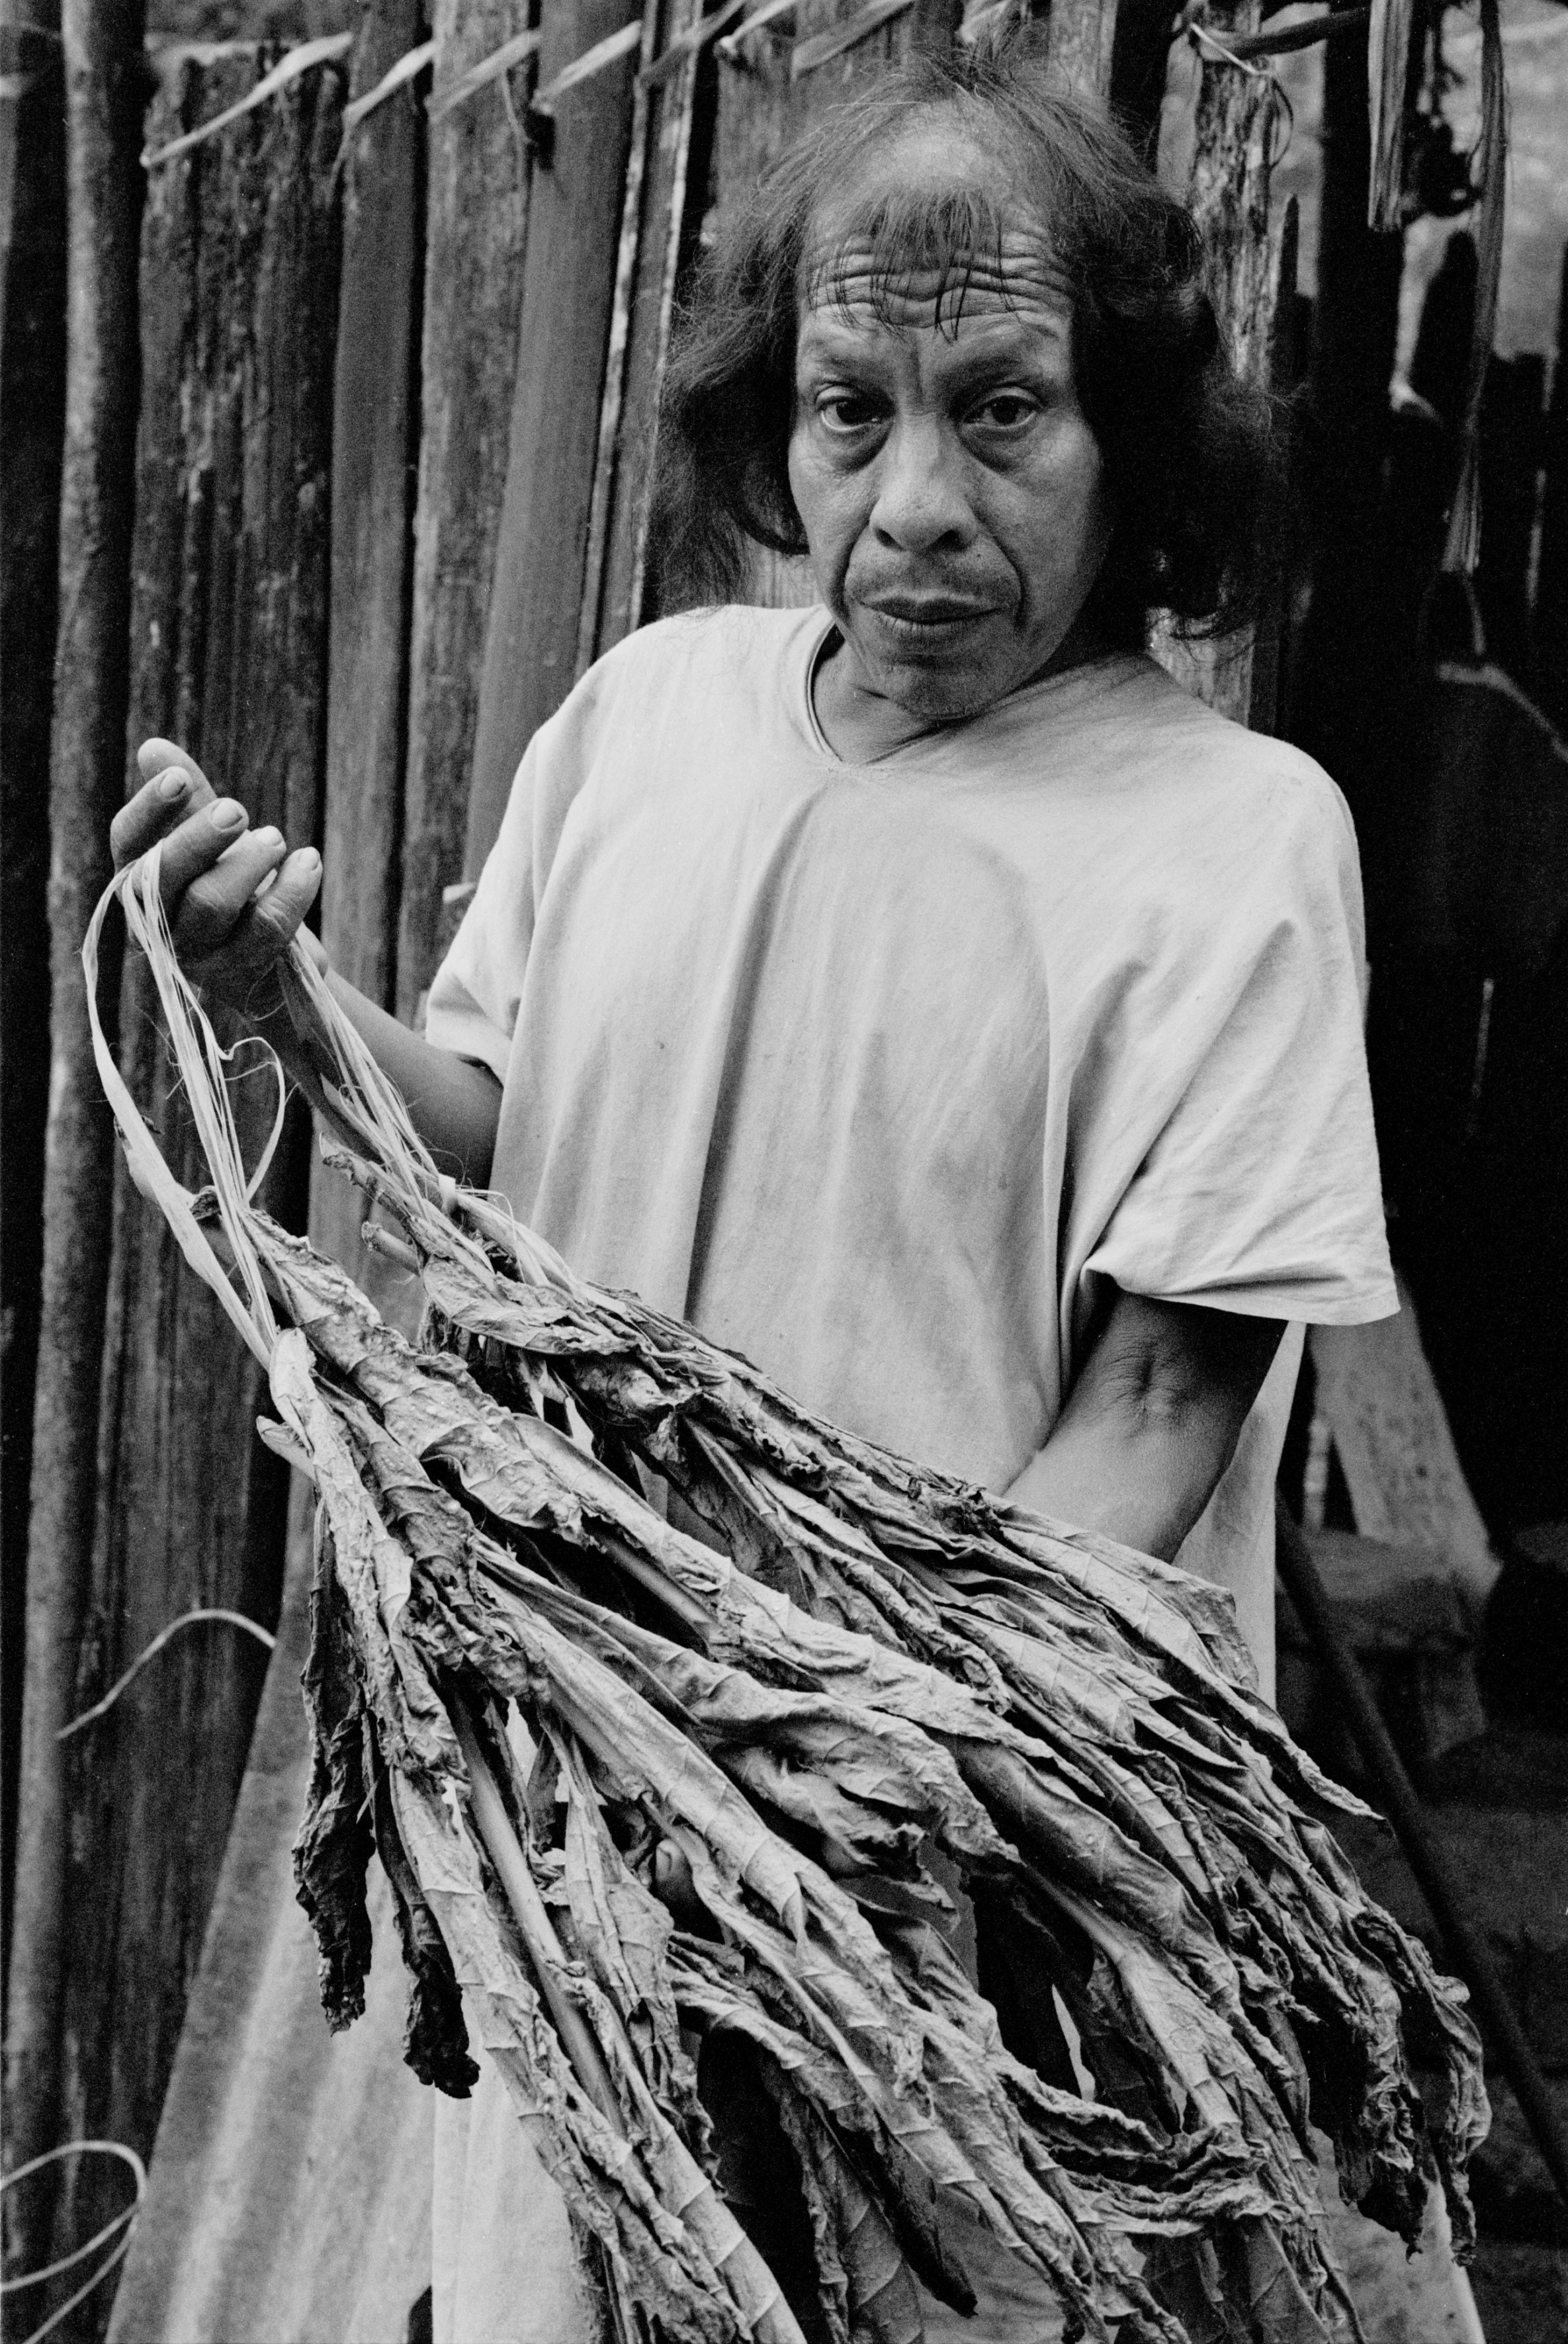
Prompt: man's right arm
<box><xmin>112</xmin><ymin>740</ymin><xmax>503</xmax><ymax>1185</ymax></box>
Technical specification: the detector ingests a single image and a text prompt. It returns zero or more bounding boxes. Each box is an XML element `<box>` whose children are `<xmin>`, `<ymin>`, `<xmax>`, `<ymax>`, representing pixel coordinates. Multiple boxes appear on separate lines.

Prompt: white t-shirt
<box><xmin>424</xmin><ymin>603</ymin><xmax>1397</xmax><ymax>2344</ymax></box>
<box><xmin>428</xmin><ymin>603</ymin><xmax>1395</xmax><ymax>1678</ymax></box>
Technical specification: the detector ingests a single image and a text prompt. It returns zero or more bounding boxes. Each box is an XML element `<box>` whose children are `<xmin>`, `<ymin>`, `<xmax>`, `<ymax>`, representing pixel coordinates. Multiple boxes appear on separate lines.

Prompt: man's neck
<box><xmin>810</xmin><ymin>617</ymin><xmax>1110</xmax><ymax>765</ymax></box>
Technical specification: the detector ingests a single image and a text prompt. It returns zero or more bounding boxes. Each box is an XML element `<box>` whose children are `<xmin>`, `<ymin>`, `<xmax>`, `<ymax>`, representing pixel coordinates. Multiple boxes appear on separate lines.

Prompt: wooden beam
<box><xmin>0</xmin><ymin>0</ymin><xmax>67</xmax><ymax>1961</ymax></box>
<box><xmin>396</xmin><ymin>0</ymin><xmax>533</xmax><ymax>1026</ymax></box>
<box><xmin>1045</xmin><ymin>0</ymin><xmax>1117</xmax><ymax>101</ymax></box>
<box><xmin>321</xmin><ymin>0</ymin><xmax>425</xmax><ymax>1012</ymax></box>
<box><xmin>1151</xmin><ymin>0</ymin><xmax>1283</xmax><ymax>723</ymax></box>
<box><xmin>315</xmin><ymin>0</ymin><xmax>425</xmax><ymax>1292</ymax></box>
<box><xmin>2</xmin><ymin>0</ymin><xmax>144</xmax><ymax>2277</ymax></box>
<box><xmin>464</xmin><ymin>0</ymin><xmax>644</xmax><ymax>875</ymax></box>
<box><xmin>39</xmin><ymin>49</ymin><xmax>344</xmax><ymax>2310</ymax></box>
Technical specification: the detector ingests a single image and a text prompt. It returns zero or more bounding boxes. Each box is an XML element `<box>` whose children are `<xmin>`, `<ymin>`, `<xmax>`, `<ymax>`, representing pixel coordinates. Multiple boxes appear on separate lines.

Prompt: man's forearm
<box><xmin>1003</xmin><ymin>1291</ymin><xmax>1284</xmax><ymax>1561</ymax></box>
<box><xmin>1005</xmin><ymin>1413</ymin><xmax>1227</xmax><ymax>1561</ymax></box>
<box><xmin>254</xmin><ymin>968</ymin><xmax>503</xmax><ymax>1186</ymax></box>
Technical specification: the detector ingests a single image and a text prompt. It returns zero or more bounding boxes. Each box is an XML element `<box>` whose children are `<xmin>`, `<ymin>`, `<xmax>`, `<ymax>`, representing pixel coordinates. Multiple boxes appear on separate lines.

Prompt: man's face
<box><xmin>787</xmin><ymin>134</ymin><xmax>1113</xmax><ymax>726</ymax></box>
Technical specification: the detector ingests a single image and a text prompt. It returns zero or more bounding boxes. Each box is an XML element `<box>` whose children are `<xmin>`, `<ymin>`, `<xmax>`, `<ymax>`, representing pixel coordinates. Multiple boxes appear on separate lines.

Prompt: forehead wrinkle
<box><xmin>803</xmin><ymin>219</ymin><xmax>1072</xmax><ymax>342</ymax></box>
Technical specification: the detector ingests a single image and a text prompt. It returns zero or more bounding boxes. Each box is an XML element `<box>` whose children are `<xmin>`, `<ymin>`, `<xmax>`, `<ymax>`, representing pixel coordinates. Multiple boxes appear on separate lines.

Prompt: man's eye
<box><xmin>970</xmin><ymin>393</ymin><xmax>1038</xmax><ymax>429</ymax></box>
<box><xmin>818</xmin><ymin>394</ymin><xmax>883</xmax><ymax>433</ymax></box>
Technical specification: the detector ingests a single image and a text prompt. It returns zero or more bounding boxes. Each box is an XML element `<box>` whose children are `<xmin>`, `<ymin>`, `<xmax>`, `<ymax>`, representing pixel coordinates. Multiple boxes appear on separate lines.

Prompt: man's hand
<box><xmin>111</xmin><ymin>738</ymin><xmax>503</xmax><ymax>1186</ymax></box>
<box><xmin>1006</xmin><ymin>1289</ymin><xmax>1283</xmax><ymax>1561</ymax></box>
<box><xmin>111</xmin><ymin>739</ymin><xmax>324</xmax><ymax>1013</ymax></box>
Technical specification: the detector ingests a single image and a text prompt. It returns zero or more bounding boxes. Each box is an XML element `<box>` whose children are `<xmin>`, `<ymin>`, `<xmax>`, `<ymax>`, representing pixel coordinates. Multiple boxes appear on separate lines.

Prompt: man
<box><xmin>113</xmin><ymin>37</ymin><xmax>1418</xmax><ymax>2342</ymax></box>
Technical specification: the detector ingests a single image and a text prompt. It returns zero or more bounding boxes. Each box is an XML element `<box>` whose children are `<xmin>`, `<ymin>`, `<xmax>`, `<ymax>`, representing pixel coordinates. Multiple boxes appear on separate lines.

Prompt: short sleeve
<box><xmin>423</xmin><ymin>716</ymin><xmax>568</xmax><ymax>1082</ymax></box>
<box><xmin>1083</xmin><ymin>771</ymin><xmax>1397</xmax><ymax>1328</ymax></box>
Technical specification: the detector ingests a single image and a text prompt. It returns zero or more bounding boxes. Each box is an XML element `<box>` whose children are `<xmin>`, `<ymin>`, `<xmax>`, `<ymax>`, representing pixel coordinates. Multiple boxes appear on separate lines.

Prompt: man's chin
<box><xmin>860</xmin><ymin>649</ymin><xmax>1007</xmax><ymax>725</ymax></box>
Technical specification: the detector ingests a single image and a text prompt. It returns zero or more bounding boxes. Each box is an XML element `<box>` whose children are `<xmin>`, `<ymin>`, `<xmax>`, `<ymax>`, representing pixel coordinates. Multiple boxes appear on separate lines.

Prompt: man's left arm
<box><xmin>1006</xmin><ymin>1289</ymin><xmax>1284</xmax><ymax>1561</ymax></box>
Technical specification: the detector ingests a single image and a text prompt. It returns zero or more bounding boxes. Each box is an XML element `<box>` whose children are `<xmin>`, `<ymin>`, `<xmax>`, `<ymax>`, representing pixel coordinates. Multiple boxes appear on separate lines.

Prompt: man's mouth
<box><xmin>861</xmin><ymin>594</ymin><xmax>999</xmax><ymax>634</ymax></box>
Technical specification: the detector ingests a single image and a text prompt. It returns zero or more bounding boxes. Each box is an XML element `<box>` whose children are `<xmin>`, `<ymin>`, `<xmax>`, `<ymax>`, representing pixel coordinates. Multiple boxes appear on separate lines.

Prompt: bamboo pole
<box><xmin>0</xmin><ymin>0</ymin><xmax>67</xmax><ymax>1962</ymax></box>
<box><xmin>3</xmin><ymin>0</ymin><xmax>145</xmax><ymax>2282</ymax></box>
<box><xmin>395</xmin><ymin>0</ymin><xmax>532</xmax><ymax>1026</ymax></box>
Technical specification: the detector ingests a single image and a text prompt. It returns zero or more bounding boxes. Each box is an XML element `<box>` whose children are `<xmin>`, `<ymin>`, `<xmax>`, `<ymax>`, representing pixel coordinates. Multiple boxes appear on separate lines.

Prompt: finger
<box><xmin>111</xmin><ymin>761</ymin><xmax>221</xmax><ymax>871</ymax></box>
<box><xmin>136</xmin><ymin>738</ymin><xmax>216</xmax><ymax>802</ymax></box>
<box><xmin>112</xmin><ymin>742</ymin><xmax>218</xmax><ymax>868</ymax></box>
<box><xmin>172</xmin><ymin>826</ymin><xmax>289</xmax><ymax>959</ymax></box>
<box><xmin>144</xmin><ymin>795</ymin><xmax>253</xmax><ymax>910</ymax></box>
<box><xmin>198</xmin><ymin>849</ymin><xmax>323</xmax><ymax>1000</ymax></box>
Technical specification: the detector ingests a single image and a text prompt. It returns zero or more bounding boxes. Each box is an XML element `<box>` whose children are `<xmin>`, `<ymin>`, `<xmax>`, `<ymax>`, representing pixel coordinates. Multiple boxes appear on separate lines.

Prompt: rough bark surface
<box><xmin>321</xmin><ymin>0</ymin><xmax>425</xmax><ymax>1013</ymax></box>
<box><xmin>577</xmin><ymin>0</ymin><xmax>695</xmax><ymax>667</ymax></box>
<box><xmin>40</xmin><ymin>53</ymin><xmax>342</xmax><ymax>2337</ymax></box>
<box><xmin>3</xmin><ymin>0</ymin><xmax>145</xmax><ymax>2285</ymax></box>
<box><xmin>395</xmin><ymin>0</ymin><xmax>531</xmax><ymax>1026</ymax></box>
<box><xmin>1045</xmin><ymin>0</ymin><xmax>1117</xmax><ymax>99</ymax></box>
<box><xmin>463</xmin><ymin>0</ymin><xmax>644</xmax><ymax>874</ymax></box>
<box><xmin>0</xmin><ymin>0</ymin><xmax>67</xmax><ymax>1968</ymax></box>
<box><xmin>314</xmin><ymin>0</ymin><xmax>425</xmax><ymax>1289</ymax></box>
<box><xmin>1151</xmin><ymin>0</ymin><xmax>1278</xmax><ymax>723</ymax></box>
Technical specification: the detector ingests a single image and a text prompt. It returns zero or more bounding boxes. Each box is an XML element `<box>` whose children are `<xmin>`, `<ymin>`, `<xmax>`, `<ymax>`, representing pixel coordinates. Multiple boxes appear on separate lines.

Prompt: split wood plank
<box><xmin>40</xmin><ymin>50</ymin><xmax>343</xmax><ymax>2306</ymax></box>
<box><xmin>581</xmin><ymin>0</ymin><xmax>705</xmax><ymax>660</ymax></box>
<box><xmin>321</xmin><ymin>0</ymin><xmax>425</xmax><ymax>1012</ymax></box>
<box><xmin>3</xmin><ymin>0</ymin><xmax>146</xmax><ymax>2279</ymax></box>
<box><xmin>396</xmin><ymin>0</ymin><xmax>533</xmax><ymax>1025</ymax></box>
<box><xmin>464</xmin><ymin>0</ymin><xmax>645</xmax><ymax>875</ymax></box>
<box><xmin>0</xmin><ymin>0</ymin><xmax>67</xmax><ymax>1958</ymax></box>
<box><xmin>1151</xmin><ymin>0</ymin><xmax>1281</xmax><ymax>724</ymax></box>
<box><xmin>1045</xmin><ymin>0</ymin><xmax>1117</xmax><ymax>99</ymax></box>
<box><xmin>315</xmin><ymin>0</ymin><xmax>425</xmax><ymax>1291</ymax></box>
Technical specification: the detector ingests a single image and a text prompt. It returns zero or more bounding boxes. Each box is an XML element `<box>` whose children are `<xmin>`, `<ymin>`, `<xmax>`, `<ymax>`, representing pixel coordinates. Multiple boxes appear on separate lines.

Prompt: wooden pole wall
<box><xmin>396</xmin><ymin>0</ymin><xmax>532</xmax><ymax>1026</ymax></box>
<box><xmin>464</xmin><ymin>0</ymin><xmax>644</xmax><ymax>876</ymax></box>
<box><xmin>1151</xmin><ymin>0</ymin><xmax>1284</xmax><ymax>724</ymax></box>
<box><xmin>40</xmin><ymin>54</ymin><xmax>343</xmax><ymax>2331</ymax></box>
<box><xmin>316</xmin><ymin>0</ymin><xmax>427</xmax><ymax>1289</ymax></box>
<box><xmin>3</xmin><ymin>0</ymin><xmax>145</xmax><ymax>2281</ymax></box>
<box><xmin>0</xmin><ymin>0</ymin><xmax>67</xmax><ymax>1964</ymax></box>
<box><xmin>322</xmin><ymin>0</ymin><xmax>426</xmax><ymax>1014</ymax></box>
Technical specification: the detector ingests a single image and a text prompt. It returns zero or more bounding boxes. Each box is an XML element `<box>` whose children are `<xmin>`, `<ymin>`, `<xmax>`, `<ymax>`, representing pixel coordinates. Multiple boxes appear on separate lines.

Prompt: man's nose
<box><xmin>867</xmin><ymin>417</ymin><xmax>975</xmax><ymax>554</ymax></box>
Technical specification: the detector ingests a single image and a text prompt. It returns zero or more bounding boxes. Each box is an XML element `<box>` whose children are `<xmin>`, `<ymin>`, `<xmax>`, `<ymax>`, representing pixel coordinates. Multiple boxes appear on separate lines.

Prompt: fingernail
<box><xmin>157</xmin><ymin>769</ymin><xmax>187</xmax><ymax>801</ymax></box>
<box><xmin>253</xmin><ymin>826</ymin><xmax>283</xmax><ymax>850</ymax></box>
<box><xmin>298</xmin><ymin>847</ymin><xmax>320</xmax><ymax>871</ymax></box>
<box><xmin>211</xmin><ymin>799</ymin><xmax>245</xmax><ymax>830</ymax></box>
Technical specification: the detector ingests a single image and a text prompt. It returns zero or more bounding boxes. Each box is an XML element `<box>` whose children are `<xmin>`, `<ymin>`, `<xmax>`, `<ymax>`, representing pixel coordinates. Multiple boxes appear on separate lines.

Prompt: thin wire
<box><xmin>0</xmin><ymin>2144</ymin><xmax>148</xmax><ymax>2344</ymax></box>
<box><xmin>58</xmin><ymin>1609</ymin><xmax>276</xmax><ymax>1743</ymax></box>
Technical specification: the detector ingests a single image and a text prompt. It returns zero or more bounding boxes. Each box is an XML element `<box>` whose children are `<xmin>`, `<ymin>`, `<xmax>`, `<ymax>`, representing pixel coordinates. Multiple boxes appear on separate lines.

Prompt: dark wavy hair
<box><xmin>648</xmin><ymin>34</ymin><xmax>1278</xmax><ymax>646</ymax></box>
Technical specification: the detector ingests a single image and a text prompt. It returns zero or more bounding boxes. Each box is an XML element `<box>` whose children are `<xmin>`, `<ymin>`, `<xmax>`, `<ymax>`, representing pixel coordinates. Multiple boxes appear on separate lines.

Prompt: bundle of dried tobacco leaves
<box><xmin>86</xmin><ymin>858</ymin><xmax>1487</xmax><ymax>2344</ymax></box>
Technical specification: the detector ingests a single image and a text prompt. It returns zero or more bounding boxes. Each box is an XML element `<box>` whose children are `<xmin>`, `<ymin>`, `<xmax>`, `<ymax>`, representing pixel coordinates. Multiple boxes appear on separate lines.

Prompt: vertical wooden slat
<box><xmin>321</xmin><ymin>0</ymin><xmax>425</xmax><ymax>1012</ymax></box>
<box><xmin>589</xmin><ymin>0</ymin><xmax>706</xmax><ymax>653</ymax></box>
<box><xmin>396</xmin><ymin>0</ymin><xmax>533</xmax><ymax>1025</ymax></box>
<box><xmin>1152</xmin><ymin>0</ymin><xmax>1281</xmax><ymax>722</ymax></box>
<box><xmin>1045</xmin><ymin>0</ymin><xmax>1117</xmax><ymax>100</ymax></box>
<box><xmin>576</xmin><ymin>0</ymin><xmax>669</xmax><ymax>675</ymax></box>
<box><xmin>43</xmin><ymin>54</ymin><xmax>343</xmax><ymax>2332</ymax></box>
<box><xmin>2</xmin><ymin>0</ymin><xmax>144</xmax><ymax>2282</ymax></box>
<box><xmin>464</xmin><ymin>0</ymin><xmax>644</xmax><ymax>874</ymax></box>
<box><xmin>315</xmin><ymin>0</ymin><xmax>425</xmax><ymax>1288</ymax></box>
<box><xmin>0</xmin><ymin>0</ymin><xmax>67</xmax><ymax>1960</ymax></box>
